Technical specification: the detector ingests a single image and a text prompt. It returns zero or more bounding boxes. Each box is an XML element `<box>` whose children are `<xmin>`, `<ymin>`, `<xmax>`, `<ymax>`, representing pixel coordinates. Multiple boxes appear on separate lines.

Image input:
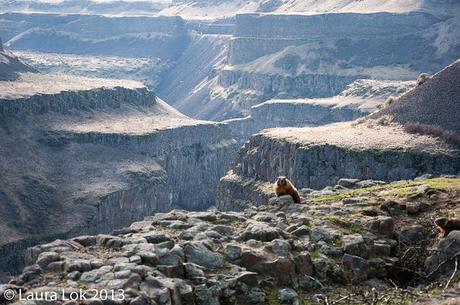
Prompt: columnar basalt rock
<box><xmin>216</xmin><ymin>60</ymin><xmax>460</xmax><ymax>211</ymax></box>
<box><xmin>0</xmin><ymin>73</ymin><xmax>237</xmax><ymax>273</ymax></box>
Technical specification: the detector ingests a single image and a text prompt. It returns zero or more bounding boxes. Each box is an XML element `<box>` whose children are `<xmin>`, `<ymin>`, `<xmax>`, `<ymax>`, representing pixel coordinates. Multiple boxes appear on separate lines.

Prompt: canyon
<box><xmin>217</xmin><ymin>59</ymin><xmax>460</xmax><ymax>211</ymax></box>
<box><xmin>0</xmin><ymin>46</ymin><xmax>237</xmax><ymax>273</ymax></box>
<box><xmin>0</xmin><ymin>1</ymin><xmax>459</xmax><ymax>303</ymax></box>
<box><xmin>1</xmin><ymin>1</ymin><xmax>459</xmax><ymax>122</ymax></box>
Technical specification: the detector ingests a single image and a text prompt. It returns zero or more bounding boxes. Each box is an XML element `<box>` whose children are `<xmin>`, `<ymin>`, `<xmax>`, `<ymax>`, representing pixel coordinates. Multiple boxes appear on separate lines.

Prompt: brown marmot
<box><xmin>435</xmin><ymin>217</ymin><xmax>460</xmax><ymax>238</ymax></box>
<box><xmin>274</xmin><ymin>176</ymin><xmax>301</xmax><ymax>203</ymax></box>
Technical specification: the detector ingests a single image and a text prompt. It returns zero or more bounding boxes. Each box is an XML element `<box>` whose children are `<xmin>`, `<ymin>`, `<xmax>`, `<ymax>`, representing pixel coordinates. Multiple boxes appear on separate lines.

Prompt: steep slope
<box><xmin>0</xmin><ymin>37</ymin><xmax>35</xmax><ymax>80</ymax></box>
<box><xmin>216</xmin><ymin>59</ymin><xmax>460</xmax><ymax>211</ymax></box>
<box><xmin>0</xmin><ymin>71</ymin><xmax>237</xmax><ymax>273</ymax></box>
<box><xmin>157</xmin><ymin>33</ymin><xmax>231</xmax><ymax>119</ymax></box>
<box><xmin>371</xmin><ymin>59</ymin><xmax>460</xmax><ymax>134</ymax></box>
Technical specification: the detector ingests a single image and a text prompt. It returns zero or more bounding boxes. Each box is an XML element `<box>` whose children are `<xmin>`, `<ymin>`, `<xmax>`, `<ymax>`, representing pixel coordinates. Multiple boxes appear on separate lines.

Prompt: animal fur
<box><xmin>435</xmin><ymin>217</ymin><xmax>460</xmax><ymax>238</ymax></box>
<box><xmin>274</xmin><ymin>176</ymin><xmax>301</xmax><ymax>203</ymax></box>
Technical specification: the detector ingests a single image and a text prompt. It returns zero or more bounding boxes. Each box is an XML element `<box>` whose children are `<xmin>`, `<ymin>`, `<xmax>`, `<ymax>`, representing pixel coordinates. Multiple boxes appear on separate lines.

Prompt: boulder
<box><xmin>294</xmin><ymin>252</ymin><xmax>314</xmax><ymax>276</ymax></box>
<box><xmin>240</xmin><ymin>222</ymin><xmax>284</xmax><ymax>242</ymax></box>
<box><xmin>184</xmin><ymin>263</ymin><xmax>205</xmax><ymax>279</ymax></box>
<box><xmin>337</xmin><ymin>178</ymin><xmax>360</xmax><ymax>188</ymax></box>
<box><xmin>19</xmin><ymin>264</ymin><xmax>42</xmax><ymax>284</ymax></box>
<box><xmin>144</xmin><ymin>233</ymin><xmax>171</xmax><ymax>244</ymax></box>
<box><xmin>372</xmin><ymin>240</ymin><xmax>392</xmax><ymax>257</ymax></box>
<box><xmin>223</xmin><ymin>244</ymin><xmax>243</xmax><ymax>261</ymax></box>
<box><xmin>342</xmin><ymin>234</ymin><xmax>370</xmax><ymax>258</ymax></box>
<box><xmin>356</xmin><ymin>180</ymin><xmax>386</xmax><ymax>188</ymax></box>
<box><xmin>266</xmin><ymin>239</ymin><xmax>291</xmax><ymax>257</ymax></box>
<box><xmin>368</xmin><ymin>217</ymin><xmax>395</xmax><ymax>238</ymax></box>
<box><xmin>399</xmin><ymin>225</ymin><xmax>424</xmax><ymax>245</ymax></box>
<box><xmin>425</xmin><ymin>231</ymin><xmax>460</xmax><ymax>278</ymax></box>
<box><xmin>36</xmin><ymin>252</ymin><xmax>61</xmax><ymax>269</ymax></box>
<box><xmin>236</xmin><ymin>271</ymin><xmax>258</xmax><ymax>287</ymax></box>
<box><xmin>310</xmin><ymin>227</ymin><xmax>341</xmax><ymax>243</ymax></box>
<box><xmin>252</xmin><ymin>212</ymin><xmax>276</xmax><ymax>222</ymax></box>
<box><xmin>261</xmin><ymin>257</ymin><xmax>296</xmax><ymax>286</ymax></box>
<box><xmin>291</xmin><ymin>225</ymin><xmax>310</xmax><ymax>237</ymax></box>
<box><xmin>65</xmin><ymin>260</ymin><xmax>92</xmax><ymax>273</ymax></box>
<box><xmin>279</xmin><ymin>288</ymin><xmax>299</xmax><ymax>305</ymax></box>
<box><xmin>184</xmin><ymin>242</ymin><xmax>224</xmax><ymax>269</ymax></box>
<box><xmin>342</xmin><ymin>254</ymin><xmax>368</xmax><ymax>284</ymax></box>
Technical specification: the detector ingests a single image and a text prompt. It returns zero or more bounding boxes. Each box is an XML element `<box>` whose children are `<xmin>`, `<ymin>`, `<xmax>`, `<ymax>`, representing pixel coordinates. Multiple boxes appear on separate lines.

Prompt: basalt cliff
<box><xmin>216</xmin><ymin>59</ymin><xmax>460</xmax><ymax>211</ymax></box>
<box><xmin>0</xmin><ymin>52</ymin><xmax>237</xmax><ymax>273</ymax></box>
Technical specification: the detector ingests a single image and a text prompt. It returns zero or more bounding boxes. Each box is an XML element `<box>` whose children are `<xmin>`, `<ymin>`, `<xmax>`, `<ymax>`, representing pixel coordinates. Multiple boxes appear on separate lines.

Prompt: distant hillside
<box><xmin>0</xmin><ymin>37</ymin><xmax>35</xmax><ymax>81</ymax></box>
<box><xmin>163</xmin><ymin>0</ymin><xmax>458</xmax><ymax>19</ymax></box>
<box><xmin>371</xmin><ymin>59</ymin><xmax>460</xmax><ymax>134</ymax></box>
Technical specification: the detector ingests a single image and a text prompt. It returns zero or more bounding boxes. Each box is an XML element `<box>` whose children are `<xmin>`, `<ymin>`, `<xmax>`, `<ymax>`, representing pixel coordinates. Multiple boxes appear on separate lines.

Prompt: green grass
<box><xmin>322</xmin><ymin>216</ymin><xmax>365</xmax><ymax>234</ymax></box>
<box><xmin>264</xmin><ymin>287</ymin><xmax>281</xmax><ymax>305</ymax></box>
<box><xmin>427</xmin><ymin>177</ymin><xmax>460</xmax><ymax>191</ymax></box>
<box><xmin>309</xmin><ymin>249</ymin><xmax>322</xmax><ymax>259</ymax></box>
<box><xmin>307</xmin><ymin>178</ymin><xmax>460</xmax><ymax>203</ymax></box>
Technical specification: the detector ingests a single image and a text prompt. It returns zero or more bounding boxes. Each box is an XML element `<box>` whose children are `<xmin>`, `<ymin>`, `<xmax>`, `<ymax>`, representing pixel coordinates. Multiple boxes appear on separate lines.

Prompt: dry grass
<box><xmin>404</xmin><ymin>123</ymin><xmax>460</xmax><ymax>145</ymax></box>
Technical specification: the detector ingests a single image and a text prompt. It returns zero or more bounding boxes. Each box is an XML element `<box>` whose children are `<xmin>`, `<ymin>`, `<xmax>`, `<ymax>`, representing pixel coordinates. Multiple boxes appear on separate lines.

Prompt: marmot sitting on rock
<box><xmin>274</xmin><ymin>176</ymin><xmax>301</xmax><ymax>203</ymax></box>
<box><xmin>435</xmin><ymin>217</ymin><xmax>460</xmax><ymax>238</ymax></box>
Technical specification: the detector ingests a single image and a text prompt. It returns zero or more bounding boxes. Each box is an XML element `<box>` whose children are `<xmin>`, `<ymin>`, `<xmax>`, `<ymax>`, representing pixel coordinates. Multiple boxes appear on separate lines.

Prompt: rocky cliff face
<box><xmin>201</xmin><ymin>11</ymin><xmax>460</xmax><ymax>119</ymax></box>
<box><xmin>1</xmin><ymin>13</ymin><xmax>190</xmax><ymax>60</ymax></box>
<box><xmin>216</xmin><ymin>59</ymin><xmax>460</xmax><ymax>211</ymax></box>
<box><xmin>0</xmin><ymin>73</ymin><xmax>237</xmax><ymax>273</ymax></box>
<box><xmin>229</xmin><ymin>12</ymin><xmax>442</xmax><ymax>65</ymax></box>
<box><xmin>216</xmin><ymin>123</ymin><xmax>460</xmax><ymax>210</ymax></box>
<box><xmin>2</xmin><ymin>8</ymin><xmax>458</xmax><ymax>122</ymax></box>
<box><xmin>3</xmin><ymin>176</ymin><xmax>460</xmax><ymax>304</ymax></box>
<box><xmin>224</xmin><ymin>79</ymin><xmax>414</xmax><ymax>142</ymax></box>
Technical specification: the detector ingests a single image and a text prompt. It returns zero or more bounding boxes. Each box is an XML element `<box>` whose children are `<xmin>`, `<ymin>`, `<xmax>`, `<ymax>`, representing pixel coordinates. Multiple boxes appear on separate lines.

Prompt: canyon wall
<box><xmin>224</xmin><ymin>79</ymin><xmax>415</xmax><ymax>142</ymax></box>
<box><xmin>0</xmin><ymin>75</ymin><xmax>237</xmax><ymax>273</ymax></box>
<box><xmin>206</xmin><ymin>10</ymin><xmax>460</xmax><ymax>119</ymax></box>
<box><xmin>224</xmin><ymin>102</ymin><xmax>362</xmax><ymax>142</ymax></box>
<box><xmin>0</xmin><ymin>13</ymin><xmax>190</xmax><ymax>60</ymax></box>
<box><xmin>229</xmin><ymin>12</ymin><xmax>441</xmax><ymax>65</ymax></box>
<box><xmin>2</xmin><ymin>10</ymin><xmax>458</xmax><ymax>121</ymax></box>
<box><xmin>216</xmin><ymin>120</ymin><xmax>460</xmax><ymax>211</ymax></box>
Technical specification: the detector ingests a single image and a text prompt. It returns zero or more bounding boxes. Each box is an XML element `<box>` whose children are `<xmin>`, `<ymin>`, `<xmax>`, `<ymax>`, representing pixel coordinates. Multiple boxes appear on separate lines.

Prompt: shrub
<box><xmin>404</xmin><ymin>123</ymin><xmax>460</xmax><ymax>145</ymax></box>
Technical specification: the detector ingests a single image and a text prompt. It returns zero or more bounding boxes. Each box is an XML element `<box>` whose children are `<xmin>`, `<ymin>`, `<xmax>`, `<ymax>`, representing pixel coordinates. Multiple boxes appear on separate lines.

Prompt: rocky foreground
<box><xmin>2</xmin><ymin>176</ymin><xmax>460</xmax><ymax>305</ymax></box>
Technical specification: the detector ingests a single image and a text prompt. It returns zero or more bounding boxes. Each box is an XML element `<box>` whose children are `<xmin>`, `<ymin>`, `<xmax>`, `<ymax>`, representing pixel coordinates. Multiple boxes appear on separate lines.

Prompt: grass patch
<box><xmin>323</xmin><ymin>216</ymin><xmax>365</xmax><ymax>234</ymax></box>
<box><xmin>264</xmin><ymin>287</ymin><xmax>281</xmax><ymax>305</ymax></box>
<box><xmin>309</xmin><ymin>249</ymin><xmax>322</xmax><ymax>259</ymax></box>
<box><xmin>426</xmin><ymin>177</ymin><xmax>460</xmax><ymax>191</ymax></box>
<box><xmin>308</xmin><ymin>182</ymin><xmax>418</xmax><ymax>203</ymax></box>
<box><xmin>307</xmin><ymin>178</ymin><xmax>460</xmax><ymax>203</ymax></box>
